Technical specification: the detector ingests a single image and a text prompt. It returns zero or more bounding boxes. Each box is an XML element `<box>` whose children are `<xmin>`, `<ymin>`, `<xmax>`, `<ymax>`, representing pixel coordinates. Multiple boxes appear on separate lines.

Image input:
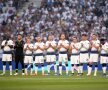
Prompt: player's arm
<box><xmin>38</xmin><ymin>45</ymin><xmax>44</xmax><ymax>51</ymax></box>
<box><xmin>27</xmin><ymin>45</ymin><xmax>33</xmax><ymax>51</ymax></box>
<box><xmin>92</xmin><ymin>43</ymin><xmax>100</xmax><ymax>49</ymax></box>
<box><xmin>62</xmin><ymin>43</ymin><xmax>69</xmax><ymax>50</ymax></box>
<box><xmin>68</xmin><ymin>43</ymin><xmax>72</xmax><ymax>53</ymax></box>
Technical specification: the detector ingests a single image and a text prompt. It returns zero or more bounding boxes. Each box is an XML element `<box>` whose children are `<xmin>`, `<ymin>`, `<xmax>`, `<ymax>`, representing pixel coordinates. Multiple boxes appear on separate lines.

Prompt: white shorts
<box><xmin>71</xmin><ymin>55</ymin><xmax>79</xmax><ymax>64</ymax></box>
<box><xmin>80</xmin><ymin>53</ymin><xmax>89</xmax><ymax>63</ymax></box>
<box><xmin>24</xmin><ymin>56</ymin><xmax>33</xmax><ymax>64</ymax></box>
<box><xmin>46</xmin><ymin>55</ymin><xmax>56</xmax><ymax>62</ymax></box>
<box><xmin>89</xmin><ymin>54</ymin><xmax>99</xmax><ymax>63</ymax></box>
<box><xmin>35</xmin><ymin>56</ymin><xmax>44</xmax><ymax>63</ymax></box>
<box><xmin>58</xmin><ymin>54</ymin><xmax>68</xmax><ymax>63</ymax></box>
<box><xmin>2</xmin><ymin>54</ymin><xmax>12</xmax><ymax>61</ymax></box>
<box><xmin>100</xmin><ymin>56</ymin><xmax>108</xmax><ymax>64</ymax></box>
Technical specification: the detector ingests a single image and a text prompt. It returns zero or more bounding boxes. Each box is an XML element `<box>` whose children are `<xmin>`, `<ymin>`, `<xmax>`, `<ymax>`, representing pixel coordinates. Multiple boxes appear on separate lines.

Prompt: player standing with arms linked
<box><xmin>14</xmin><ymin>34</ymin><xmax>25</xmax><ymax>76</ymax></box>
<box><xmin>57</xmin><ymin>33</ymin><xmax>69</xmax><ymax>76</ymax></box>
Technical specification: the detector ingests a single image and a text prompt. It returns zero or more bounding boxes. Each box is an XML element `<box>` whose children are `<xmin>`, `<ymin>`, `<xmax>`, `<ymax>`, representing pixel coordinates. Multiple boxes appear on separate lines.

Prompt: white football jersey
<box><xmin>58</xmin><ymin>40</ymin><xmax>69</xmax><ymax>52</ymax></box>
<box><xmin>34</xmin><ymin>42</ymin><xmax>44</xmax><ymax>53</ymax></box>
<box><xmin>100</xmin><ymin>42</ymin><xmax>108</xmax><ymax>54</ymax></box>
<box><xmin>80</xmin><ymin>40</ymin><xmax>90</xmax><ymax>51</ymax></box>
<box><xmin>1</xmin><ymin>40</ymin><xmax>14</xmax><ymax>51</ymax></box>
<box><xmin>71</xmin><ymin>42</ymin><xmax>81</xmax><ymax>54</ymax></box>
<box><xmin>45</xmin><ymin>41</ymin><xmax>56</xmax><ymax>52</ymax></box>
<box><xmin>91</xmin><ymin>40</ymin><xmax>100</xmax><ymax>51</ymax></box>
<box><xmin>24</xmin><ymin>43</ymin><xmax>33</xmax><ymax>54</ymax></box>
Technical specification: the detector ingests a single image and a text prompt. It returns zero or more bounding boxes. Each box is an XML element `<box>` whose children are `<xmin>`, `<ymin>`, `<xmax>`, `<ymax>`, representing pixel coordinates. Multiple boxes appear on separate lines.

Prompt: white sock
<box><xmin>25</xmin><ymin>68</ymin><xmax>27</xmax><ymax>74</ymax></box>
<box><xmin>3</xmin><ymin>65</ymin><xmax>6</xmax><ymax>74</ymax></box>
<box><xmin>30</xmin><ymin>68</ymin><xmax>33</xmax><ymax>74</ymax></box>
<box><xmin>103</xmin><ymin>67</ymin><xmax>106</xmax><ymax>74</ymax></box>
<box><xmin>47</xmin><ymin>65</ymin><xmax>50</xmax><ymax>73</ymax></box>
<box><xmin>80</xmin><ymin>65</ymin><xmax>83</xmax><ymax>74</ymax></box>
<box><xmin>88</xmin><ymin>66</ymin><xmax>92</xmax><ymax>75</ymax></box>
<box><xmin>59</xmin><ymin>66</ymin><xmax>62</xmax><ymax>74</ymax></box>
<box><xmin>9</xmin><ymin>65</ymin><xmax>12</xmax><ymax>74</ymax></box>
<box><xmin>94</xmin><ymin>67</ymin><xmax>98</xmax><ymax>75</ymax></box>
<box><xmin>66</xmin><ymin>66</ymin><xmax>68</xmax><ymax>74</ymax></box>
<box><xmin>71</xmin><ymin>66</ymin><xmax>74</xmax><ymax>74</ymax></box>
<box><xmin>42</xmin><ymin>66</ymin><xmax>44</xmax><ymax>74</ymax></box>
<box><xmin>35</xmin><ymin>66</ymin><xmax>38</xmax><ymax>74</ymax></box>
<box><xmin>54</xmin><ymin>64</ymin><xmax>57</xmax><ymax>73</ymax></box>
<box><xmin>77</xmin><ymin>67</ymin><xmax>80</xmax><ymax>74</ymax></box>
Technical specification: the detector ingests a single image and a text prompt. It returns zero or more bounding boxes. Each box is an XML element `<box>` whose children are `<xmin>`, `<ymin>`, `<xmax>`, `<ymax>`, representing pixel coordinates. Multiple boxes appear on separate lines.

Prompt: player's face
<box><xmin>48</xmin><ymin>35</ymin><xmax>53</xmax><ymax>41</ymax></box>
<box><xmin>92</xmin><ymin>35</ymin><xmax>97</xmax><ymax>40</ymax></box>
<box><xmin>27</xmin><ymin>38</ymin><xmax>31</xmax><ymax>43</ymax></box>
<box><xmin>17</xmin><ymin>35</ymin><xmax>22</xmax><ymax>40</ymax></box>
<box><xmin>60</xmin><ymin>34</ymin><xmax>65</xmax><ymax>40</ymax></box>
<box><xmin>82</xmin><ymin>36</ymin><xmax>87</xmax><ymax>40</ymax></box>
<box><xmin>73</xmin><ymin>37</ymin><xmax>77</xmax><ymax>43</ymax></box>
<box><xmin>37</xmin><ymin>37</ymin><xmax>41</xmax><ymax>42</ymax></box>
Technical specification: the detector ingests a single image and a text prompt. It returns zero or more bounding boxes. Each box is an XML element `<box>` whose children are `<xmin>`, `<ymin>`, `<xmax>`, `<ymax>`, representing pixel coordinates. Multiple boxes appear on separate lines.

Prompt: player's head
<box><xmin>48</xmin><ymin>34</ymin><xmax>53</xmax><ymax>41</ymax></box>
<box><xmin>72</xmin><ymin>36</ymin><xmax>78</xmax><ymax>43</ymax></box>
<box><xmin>60</xmin><ymin>33</ymin><xmax>65</xmax><ymax>40</ymax></box>
<box><xmin>92</xmin><ymin>33</ymin><xmax>97</xmax><ymax>40</ymax></box>
<box><xmin>36</xmin><ymin>35</ymin><xmax>42</xmax><ymax>42</ymax></box>
<box><xmin>100</xmin><ymin>38</ymin><xmax>106</xmax><ymax>45</ymax></box>
<box><xmin>26</xmin><ymin>36</ymin><xmax>31</xmax><ymax>43</ymax></box>
<box><xmin>82</xmin><ymin>34</ymin><xmax>88</xmax><ymax>41</ymax></box>
<box><xmin>17</xmin><ymin>34</ymin><xmax>22</xmax><ymax>40</ymax></box>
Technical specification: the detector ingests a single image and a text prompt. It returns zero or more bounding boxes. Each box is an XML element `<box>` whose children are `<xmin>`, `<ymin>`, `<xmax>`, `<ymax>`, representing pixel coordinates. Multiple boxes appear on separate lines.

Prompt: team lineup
<box><xmin>0</xmin><ymin>33</ymin><xmax>108</xmax><ymax>77</ymax></box>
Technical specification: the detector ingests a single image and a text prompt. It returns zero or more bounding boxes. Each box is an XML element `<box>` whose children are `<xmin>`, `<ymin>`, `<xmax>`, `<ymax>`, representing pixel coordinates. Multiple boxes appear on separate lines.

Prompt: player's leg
<box><xmin>87</xmin><ymin>54</ymin><xmax>93</xmax><ymax>76</ymax></box>
<box><xmin>24</xmin><ymin>56</ymin><xmax>28</xmax><ymax>75</ymax></box>
<box><xmin>41</xmin><ymin>63</ymin><xmax>44</xmax><ymax>75</ymax></box>
<box><xmin>64</xmin><ymin>54</ymin><xmax>68</xmax><ymax>75</ymax></box>
<box><xmin>29</xmin><ymin>56</ymin><xmax>33</xmax><ymax>75</ymax></box>
<box><xmin>34</xmin><ymin>56</ymin><xmax>38</xmax><ymax>75</ymax></box>
<box><xmin>100</xmin><ymin>56</ymin><xmax>107</xmax><ymax>76</ymax></box>
<box><xmin>71</xmin><ymin>56</ymin><xmax>74</xmax><ymax>76</ymax></box>
<box><xmin>58</xmin><ymin>54</ymin><xmax>62</xmax><ymax>75</ymax></box>
<box><xmin>20</xmin><ymin>56</ymin><xmax>25</xmax><ymax>75</ymax></box>
<box><xmin>94</xmin><ymin>62</ymin><xmax>98</xmax><ymax>76</ymax></box>
<box><xmin>79</xmin><ymin>63</ymin><xmax>83</xmax><ymax>75</ymax></box>
<box><xmin>40</xmin><ymin>56</ymin><xmax>44</xmax><ymax>75</ymax></box>
<box><xmin>46</xmin><ymin>55</ymin><xmax>50</xmax><ymax>75</ymax></box>
<box><xmin>14</xmin><ymin>55</ymin><xmax>19</xmax><ymax>75</ymax></box>
<box><xmin>1</xmin><ymin>61</ymin><xmax>6</xmax><ymax>75</ymax></box>
<box><xmin>8</xmin><ymin>61</ymin><xmax>12</xmax><ymax>75</ymax></box>
<box><xmin>52</xmin><ymin>55</ymin><xmax>57</xmax><ymax>75</ymax></box>
<box><xmin>65</xmin><ymin>61</ymin><xmax>68</xmax><ymax>76</ymax></box>
<box><xmin>1</xmin><ymin>54</ymin><xmax>6</xmax><ymax>75</ymax></box>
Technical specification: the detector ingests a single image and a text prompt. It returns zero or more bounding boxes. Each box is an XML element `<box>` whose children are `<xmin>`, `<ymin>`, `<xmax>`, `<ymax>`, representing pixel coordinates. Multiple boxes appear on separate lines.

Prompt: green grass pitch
<box><xmin>0</xmin><ymin>70</ymin><xmax>108</xmax><ymax>90</ymax></box>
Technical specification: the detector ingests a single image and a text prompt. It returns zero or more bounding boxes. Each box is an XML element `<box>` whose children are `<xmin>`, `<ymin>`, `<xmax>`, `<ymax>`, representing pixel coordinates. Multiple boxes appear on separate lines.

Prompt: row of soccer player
<box><xmin>0</xmin><ymin>33</ymin><xmax>108</xmax><ymax>76</ymax></box>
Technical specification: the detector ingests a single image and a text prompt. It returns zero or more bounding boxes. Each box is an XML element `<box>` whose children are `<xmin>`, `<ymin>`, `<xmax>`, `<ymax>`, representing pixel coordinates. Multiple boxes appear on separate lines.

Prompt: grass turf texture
<box><xmin>0</xmin><ymin>70</ymin><xmax>108</xmax><ymax>90</ymax></box>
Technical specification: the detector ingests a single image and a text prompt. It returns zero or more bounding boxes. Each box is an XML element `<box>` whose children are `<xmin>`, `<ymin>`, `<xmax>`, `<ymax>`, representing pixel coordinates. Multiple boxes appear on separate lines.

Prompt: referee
<box><xmin>14</xmin><ymin>34</ymin><xmax>25</xmax><ymax>76</ymax></box>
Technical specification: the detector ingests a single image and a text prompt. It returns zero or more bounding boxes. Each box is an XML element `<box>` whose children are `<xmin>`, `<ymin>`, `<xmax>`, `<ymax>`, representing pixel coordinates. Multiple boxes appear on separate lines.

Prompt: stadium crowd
<box><xmin>0</xmin><ymin>0</ymin><xmax>108</xmax><ymax>45</ymax></box>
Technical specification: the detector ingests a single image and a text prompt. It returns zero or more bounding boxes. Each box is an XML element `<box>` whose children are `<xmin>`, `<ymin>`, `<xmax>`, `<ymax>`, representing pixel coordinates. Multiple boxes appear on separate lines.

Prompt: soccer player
<box><xmin>87</xmin><ymin>33</ymin><xmax>100</xmax><ymax>76</ymax></box>
<box><xmin>79</xmin><ymin>34</ymin><xmax>90</xmax><ymax>76</ymax></box>
<box><xmin>1</xmin><ymin>36</ymin><xmax>14</xmax><ymax>75</ymax></box>
<box><xmin>45</xmin><ymin>34</ymin><xmax>57</xmax><ymax>75</ymax></box>
<box><xmin>57</xmin><ymin>33</ymin><xmax>69</xmax><ymax>76</ymax></box>
<box><xmin>100</xmin><ymin>38</ymin><xmax>108</xmax><ymax>76</ymax></box>
<box><xmin>69</xmin><ymin>36</ymin><xmax>81</xmax><ymax>76</ymax></box>
<box><xmin>14</xmin><ymin>34</ymin><xmax>25</xmax><ymax>76</ymax></box>
<box><xmin>24</xmin><ymin>37</ymin><xmax>34</xmax><ymax>75</ymax></box>
<box><xmin>34</xmin><ymin>35</ymin><xmax>45</xmax><ymax>75</ymax></box>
